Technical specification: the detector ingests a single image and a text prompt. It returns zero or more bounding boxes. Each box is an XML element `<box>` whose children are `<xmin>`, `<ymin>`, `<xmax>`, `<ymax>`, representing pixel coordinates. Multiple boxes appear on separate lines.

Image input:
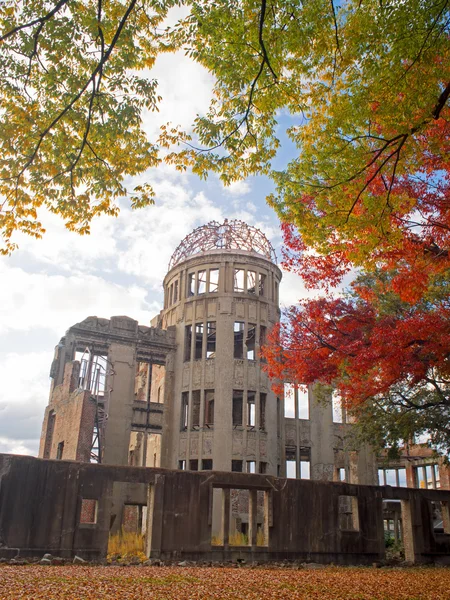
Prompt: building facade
<box><xmin>38</xmin><ymin>220</ymin><xmax>449</xmax><ymax>535</ymax></box>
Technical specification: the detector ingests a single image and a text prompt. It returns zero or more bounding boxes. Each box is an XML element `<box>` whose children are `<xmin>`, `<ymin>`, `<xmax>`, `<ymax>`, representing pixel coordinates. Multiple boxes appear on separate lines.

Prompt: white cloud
<box><xmin>0</xmin><ymin>351</ymin><xmax>52</xmax><ymax>455</ymax></box>
<box><xmin>116</xmin><ymin>187</ymin><xmax>225</xmax><ymax>285</ymax></box>
<box><xmin>278</xmin><ymin>268</ymin><xmax>319</xmax><ymax>308</ymax></box>
<box><xmin>10</xmin><ymin>208</ymin><xmax>118</xmax><ymax>274</ymax></box>
<box><xmin>142</xmin><ymin>51</ymin><xmax>214</xmax><ymax>141</ymax></box>
<box><xmin>0</xmin><ymin>437</ymin><xmax>39</xmax><ymax>456</ymax></box>
<box><xmin>0</xmin><ymin>262</ymin><xmax>159</xmax><ymax>335</ymax></box>
<box><xmin>223</xmin><ymin>180</ymin><xmax>251</xmax><ymax>197</ymax></box>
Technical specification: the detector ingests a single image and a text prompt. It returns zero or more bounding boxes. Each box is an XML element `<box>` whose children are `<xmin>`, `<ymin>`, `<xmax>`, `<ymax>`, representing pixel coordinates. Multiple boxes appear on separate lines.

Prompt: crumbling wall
<box><xmin>39</xmin><ymin>316</ymin><xmax>176</xmax><ymax>469</ymax></box>
<box><xmin>39</xmin><ymin>361</ymin><xmax>95</xmax><ymax>462</ymax></box>
<box><xmin>1</xmin><ymin>453</ymin><xmax>449</xmax><ymax>565</ymax></box>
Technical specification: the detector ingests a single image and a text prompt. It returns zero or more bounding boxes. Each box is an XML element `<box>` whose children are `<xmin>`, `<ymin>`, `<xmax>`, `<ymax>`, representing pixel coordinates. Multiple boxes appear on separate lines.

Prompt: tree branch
<box><xmin>432</xmin><ymin>81</ymin><xmax>450</xmax><ymax>119</ymax></box>
<box><xmin>0</xmin><ymin>0</ymin><xmax>70</xmax><ymax>42</ymax></box>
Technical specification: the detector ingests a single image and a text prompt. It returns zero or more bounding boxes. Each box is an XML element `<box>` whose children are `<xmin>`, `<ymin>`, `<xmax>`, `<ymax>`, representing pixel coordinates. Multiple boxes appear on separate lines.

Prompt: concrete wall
<box><xmin>160</xmin><ymin>249</ymin><xmax>282</xmax><ymax>476</ymax></box>
<box><xmin>1</xmin><ymin>454</ymin><xmax>449</xmax><ymax>565</ymax></box>
<box><xmin>39</xmin><ymin>316</ymin><xmax>176</xmax><ymax>467</ymax></box>
<box><xmin>39</xmin><ymin>362</ymin><xmax>95</xmax><ymax>462</ymax></box>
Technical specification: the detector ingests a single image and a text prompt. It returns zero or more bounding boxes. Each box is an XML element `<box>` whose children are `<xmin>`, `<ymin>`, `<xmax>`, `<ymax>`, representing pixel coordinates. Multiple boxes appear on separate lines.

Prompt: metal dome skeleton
<box><xmin>168</xmin><ymin>219</ymin><xmax>277</xmax><ymax>270</ymax></box>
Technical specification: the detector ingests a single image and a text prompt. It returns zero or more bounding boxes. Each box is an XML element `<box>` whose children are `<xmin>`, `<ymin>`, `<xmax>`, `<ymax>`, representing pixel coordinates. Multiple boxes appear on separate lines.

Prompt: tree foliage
<box><xmin>0</xmin><ymin>0</ymin><xmax>176</xmax><ymax>253</ymax></box>
<box><xmin>166</xmin><ymin>0</ymin><xmax>450</xmax><ymax>285</ymax></box>
<box><xmin>1</xmin><ymin>0</ymin><xmax>449</xmax><ymax>262</ymax></box>
<box><xmin>261</xmin><ymin>269</ymin><xmax>450</xmax><ymax>456</ymax></box>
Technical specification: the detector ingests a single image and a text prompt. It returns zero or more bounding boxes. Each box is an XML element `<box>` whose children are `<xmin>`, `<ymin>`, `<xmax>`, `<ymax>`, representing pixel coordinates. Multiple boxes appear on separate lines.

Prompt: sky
<box><xmin>0</xmin><ymin>19</ymin><xmax>316</xmax><ymax>458</ymax></box>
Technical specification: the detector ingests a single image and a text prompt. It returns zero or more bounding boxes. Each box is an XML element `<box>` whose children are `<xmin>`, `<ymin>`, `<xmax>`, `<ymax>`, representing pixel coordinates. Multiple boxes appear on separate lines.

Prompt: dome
<box><xmin>168</xmin><ymin>219</ymin><xmax>277</xmax><ymax>270</ymax></box>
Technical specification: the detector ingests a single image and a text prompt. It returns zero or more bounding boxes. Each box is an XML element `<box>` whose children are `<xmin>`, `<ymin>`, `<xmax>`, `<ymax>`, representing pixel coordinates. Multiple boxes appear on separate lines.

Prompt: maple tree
<box><xmin>261</xmin><ymin>265</ymin><xmax>450</xmax><ymax>456</ymax></box>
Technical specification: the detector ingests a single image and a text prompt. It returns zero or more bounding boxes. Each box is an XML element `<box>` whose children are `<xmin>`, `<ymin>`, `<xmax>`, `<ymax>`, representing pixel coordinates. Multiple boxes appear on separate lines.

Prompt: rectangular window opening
<box><xmin>277</xmin><ymin>397</ymin><xmax>282</xmax><ymax>437</ymax></box>
<box><xmin>43</xmin><ymin>410</ymin><xmax>55</xmax><ymax>459</ymax></box>
<box><xmin>76</xmin><ymin>351</ymin><xmax>107</xmax><ymax>396</ymax></box>
<box><xmin>247</xmin><ymin>271</ymin><xmax>256</xmax><ymax>294</ymax></box>
<box><xmin>247</xmin><ymin>460</ymin><xmax>256</xmax><ymax>474</ymax></box>
<box><xmin>80</xmin><ymin>498</ymin><xmax>98</xmax><ymax>524</ymax></box>
<box><xmin>128</xmin><ymin>431</ymin><xmax>144</xmax><ymax>466</ymax></box>
<box><xmin>259</xmin><ymin>326</ymin><xmax>267</xmax><ymax>362</ymax></box>
<box><xmin>197</xmin><ymin>270</ymin><xmax>207</xmax><ymax>294</ymax></box>
<box><xmin>204</xmin><ymin>389</ymin><xmax>214</xmax><ymax>426</ymax></box>
<box><xmin>232</xmin><ymin>390</ymin><xmax>243</xmax><ymax>426</ymax></box>
<box><xmin>414</xmin><ymin>464</ymin><xmax>440</xmax><ymax>489</ymax></box>
<box><xmin>189</xmin><ymin>459</ymin><xmax>198</xmax><ymax>471</ymax></box>
<box><xmin>332</xmin><ymin>391</ymin><xmax>343</xmax><ymax>423</ymax></box>
<box><xmin>195</xmin><ymin>323</ymin><xmax>204</xmax><ymax>360</ymax></box>
<box><xmin>338</xmin><ymin>495</ymin><xmax>359</xmax><ymax>531</ymax></box>
<box><xmin>259</xmin><ymin>273</ymin><xmax>266</xmax><ymax>296</ymax></box>
<box><xmin>256</xmin><ymin>490</ymin><xmax>269</xmax><ymax>546</ymax></box>
<box><xmin>178</xmin><ymin>460</ymin><xmax>186</xmax><ymax>470</ymax></box>
<box><xmin>56</xmin><ymin>441</ymin><xmax>64</xmax><ymax>460</ymax></box>
<box><xmin>188</xmin><ymin>272</ymin><xmax>196</xmax><ymax>297</ymax></box>
<box><xmin>260</xmin><ymin>393</ymin><xmax>266</xmax><ymax>431</ymax></box>
<box><xmin>385</xmin><ymin>469</ymin><xmax>397</xmax><ymax>486</ymax></box>
<box><xmin>211</xmin><ymin>488</ymin><xmax>269</xmax><ymax>548</ymax></box>
<box><xmin>232</xmin><ymin>460</ymin><xmax>243</xmax><ymax>472</ymax></box>
<box><xmin>299</xmin><ymin>447</ymin><xmax>310</xmax><ymax>479</ymax></box>
<box><xmin>247</xmin><ymin>392</ymin><xmax>256</xmax><ymax>427</ymax></box>
<box><xmin>298</xmin><ymin>386</ymin><xmax>309</xmax><ymax>419</ymax></box>
<box><xmin>209</xmin><ymin>268</ymin><xmax>219</xmax><ymax>293</ymax></box>
<box><xmin>181</xmin><ymin>392</ymin><xmax>189</xmax><ymax>430</ymax></box>
<box><xmin>206</xmin><ymin>322</ymin><xmax>216</xmax><ymax>358</ymax></box>
<box><xmin>202</xmin><ymin>459</ymin><xmax>213</xmax><ymax>471</ymax></box>
<box><xmin>300</xmin><ymin>460</ymin><xmax>310</xmax><ymax>479</ymax></box>
<box><xmin>379</xmin><ymin>467</ymin><xmax>407</xmax><ymax>487</ymax></box>
<box><xmin>192</xmin><ymin>390</ymin><xmax>201</xmax><ymax>428</ymax></box>
<box><xmin>398</xmin><ymin>468</ymin><xmax>407</xmax><ymax>487</ymax></box>
<box><xmin>234</xmin><ymin>322</ymin><xmax>244</xmax><ymax>359</ymax></box>
<box><xmin>173</xmin><ymin>280</ymin><xmax>179</xmax><ymax>303</ymax></box>
<box><xmin>184</xmin><ymin>325</ymin><xmax>192</xmax><ymax>362</ymax></box>
<box><xmin>286</xmin><ymin>459</ymin><xmax>296</xmax><ymax>479</ymax></box>
<box><xmin>259</xmin><ymin>462</ymin><xmax>267</xmax><ymax>474</ymax></box>
<box><xmin>234</xmin><ymin>269</ymin><xmax>245</xmax><ymax>292</ymax></box>
<box><xmin>246</xmin><ymin>324</ymin><xmax>256</xmax><ymax>360</ymax></box>
<box><xmin>284</xmin><ymin>383</ymin><xmax>295</xmax><ymax>418</ymax></box>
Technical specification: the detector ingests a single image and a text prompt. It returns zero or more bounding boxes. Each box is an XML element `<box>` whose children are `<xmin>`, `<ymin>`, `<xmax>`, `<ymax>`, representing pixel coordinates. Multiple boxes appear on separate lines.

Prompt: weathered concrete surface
<box><xmin>39</xmin><ymin>316</ymin><xmax>176</xmax><ymax>466</ymax></box>
<box><xmin>1</xmin><ymin>454</ymin><xmax>449</xmax><ymax>565</ymax></box>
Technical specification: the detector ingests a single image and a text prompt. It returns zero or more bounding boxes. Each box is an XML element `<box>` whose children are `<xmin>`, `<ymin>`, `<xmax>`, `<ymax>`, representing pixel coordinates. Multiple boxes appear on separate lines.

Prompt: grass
<box><xmin>211</xmin><ymin>529</ymin><xmax>266</xmax><ymax>546</ymax></box>
<box><xmin>107</xmin><ymin>528</ymin><xmax>145</xmax><ymax>561</ymax></box>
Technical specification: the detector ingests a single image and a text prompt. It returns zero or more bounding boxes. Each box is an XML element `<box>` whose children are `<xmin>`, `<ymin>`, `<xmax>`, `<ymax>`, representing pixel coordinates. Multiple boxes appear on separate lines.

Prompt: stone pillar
<box><xmin>102</xmin><ymin>342</ymin><xmax>135</xmax><ymax>465</ymax></box>
<box><xmin>103</xmin><ymin>341</ymin><xmax>136</xmax><ymax>533</ymax></box>
<box><xmin>349</xmin><ymin>447</ymin><xmax>378</xmax><ymax>485</ymax></box>
<box><xmin>309</xmin><ymin>385</ymin><xmax>334</xmax><ymax>481</ymax></box>
<box><xmin>160</xmin><ymin>350</ymin><xmax>176</xmax><ymax>469</ymax></box>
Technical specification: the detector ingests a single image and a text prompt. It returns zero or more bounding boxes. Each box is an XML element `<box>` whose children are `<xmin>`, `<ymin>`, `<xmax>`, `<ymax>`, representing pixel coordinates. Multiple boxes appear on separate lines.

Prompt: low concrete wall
<box><xmin>0</xmin><ymin>454</ymin><xmax>449</xmax><ymax>564</ymax></box>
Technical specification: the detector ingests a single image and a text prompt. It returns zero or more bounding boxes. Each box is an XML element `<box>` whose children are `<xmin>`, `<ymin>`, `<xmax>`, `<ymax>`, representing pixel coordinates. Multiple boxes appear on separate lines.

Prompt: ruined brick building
<box><xmin>36</xmin><ymin>220</ymin><xmax>449</xmax><ymax>542</ymax></box>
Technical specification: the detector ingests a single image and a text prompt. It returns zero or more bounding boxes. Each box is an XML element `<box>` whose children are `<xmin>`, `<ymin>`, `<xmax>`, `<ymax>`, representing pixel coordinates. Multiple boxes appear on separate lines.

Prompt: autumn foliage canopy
<box><xmin>262</xmin><ymin>112</ymin><xmax>450</xmax><ymax>452</ymax></box>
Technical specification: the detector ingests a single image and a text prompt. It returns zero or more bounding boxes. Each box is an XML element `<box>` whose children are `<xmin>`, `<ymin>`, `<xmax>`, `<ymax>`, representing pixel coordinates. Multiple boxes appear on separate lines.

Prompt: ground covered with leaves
<box><xmin>1</xmin><ymin>565</ymin><xmax>450</xmax><ymax>599</ymax></box>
